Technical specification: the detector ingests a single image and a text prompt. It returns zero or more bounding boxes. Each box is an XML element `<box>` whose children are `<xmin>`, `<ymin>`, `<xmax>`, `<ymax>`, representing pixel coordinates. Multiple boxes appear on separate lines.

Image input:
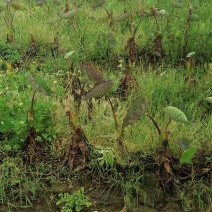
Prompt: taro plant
<box><xmin>0</xmin><ymin>1</ymin><xmax>27</xmax><ymax>32</ymax></box>
<box><xmin>26</xmin><ymin>74</ymin><xmax>52</xmax><ymax>163</ymax></box>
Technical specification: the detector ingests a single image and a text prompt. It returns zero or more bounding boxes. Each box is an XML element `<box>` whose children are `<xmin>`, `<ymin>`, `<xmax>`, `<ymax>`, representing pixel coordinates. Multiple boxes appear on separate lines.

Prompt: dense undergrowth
<box><xmin>0</xmin><ymin>0</ymin><xmax>211</xmax><ymax>211</ymax></box>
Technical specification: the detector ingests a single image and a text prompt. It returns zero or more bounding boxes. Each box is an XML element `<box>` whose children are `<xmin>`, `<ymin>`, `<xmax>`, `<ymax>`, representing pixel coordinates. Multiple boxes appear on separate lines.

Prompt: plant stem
<box><xmin>145</xmin><ymin>114</ymin><xmax>161</xmax><ymax>137</ymax></box>
<box><xmin>107</xmin><ymin>97</ymin><xmax>118</xmax><ymax>133</ymax></box>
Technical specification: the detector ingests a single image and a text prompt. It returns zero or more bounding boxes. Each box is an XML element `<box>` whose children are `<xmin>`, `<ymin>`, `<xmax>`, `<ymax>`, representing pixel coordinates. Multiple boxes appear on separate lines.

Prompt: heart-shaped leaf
<box><xmin>177</xmin><ymin>137</ymin><xmax>190</xmax><ymax>151</ymax></box>
<box><xmin>189</xmin><ymin>14</ymin><xmax>200</xmax><ymax>21</ymax></box>
<box><xmin>205</xmin><ymin>97</ymin><xmax>212</xmax><ymax>104</ymax></box>
<box><xmin>122</xmin><ymin>97</ymin><xmax>147</xmax><ymax>128</ymax></box>
<box><xmin>64</xmin><ymin>51</ymin><xmax>75</xmax><ymax>59</ymax></box>
<box><xmin>180</xmin><ymin>147</ymin><xmax>196</xmax><ymax>165</ymax></box>
<box><xmin>84</xmin><ymin>80</ymin><xmax>113</xmax><ymax>100</ymax></box>
<box><xmin>171</xmin><ymin>2</ymin><xmax>183</xmax><ymax>8</ymax></box>
<box><xmin>58</xmin><ymin>10</ymin><xmax>78</xmax><ymax>19</ymax></box>
<box><xmin>27</xmin><ymin>75</ymin><xmax>52</xmax><ymax>96</ymax></box>
<box><xmin>115</xmin><ymin>12</ymin><xmax>130</xmax><ymax>23</ymax></box>
<box><xmin>92</xmin><ymin>0</ymin><xmax>105</xmax><ymax>9</ymax></box>
<box><xmin>80</xmin><ymin>63</ymin><xmax>105</xmax><ymax>84</ymax></box>
<box><xmin>163</xmin><ymin>106</ymin><xmax>190</xmax><ymax>124</ymax></box>
<box><xmin>187</xmin><ymin>52</ymin><xmax>195</xmax><ymax>58</ymax></box>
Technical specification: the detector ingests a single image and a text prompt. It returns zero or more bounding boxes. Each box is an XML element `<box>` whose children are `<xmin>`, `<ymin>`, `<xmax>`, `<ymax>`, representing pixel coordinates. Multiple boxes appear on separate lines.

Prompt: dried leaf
<box><xmin>164</xmin><ymin>159</ymin><xmax>173</xmax><ymax>175</ymax></box>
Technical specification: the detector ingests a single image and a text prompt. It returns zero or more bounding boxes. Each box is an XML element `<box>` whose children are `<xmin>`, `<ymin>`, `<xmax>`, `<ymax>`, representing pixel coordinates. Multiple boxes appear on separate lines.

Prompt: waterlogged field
<box><xmin>0</xmin><ymin>0</ymin><xmax>211</xmax><ymax>211</ymax></box>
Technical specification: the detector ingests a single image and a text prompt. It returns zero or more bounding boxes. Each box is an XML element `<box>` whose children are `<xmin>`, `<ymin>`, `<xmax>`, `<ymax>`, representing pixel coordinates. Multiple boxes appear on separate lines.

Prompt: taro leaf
<box><xmin>157</xmin><ymin>9</ymin><xmax>166</xmax><ymax>16</ymax></box>
<box><xmin>64</xmin><ymin>51</ymin><xmax>75</xmax><ymax>59</ymax></box>
<box><xmin>171</xmin><ymin>2</ymin><xmax>182</xmax><ymax>8</ymax></box>
<box><xmin>180</xmin><ymin>147</ymin><xmax>196</xmax><ymax>165</ymax></box>
<box><xmin>10</xmin><ymin>1</ymin><xmax>27</xmax><ymax>10</ymax></box>
<box><xmin>189</xmin><ymin>14</ymin><xmax>200</xmax><ymax>21</ymax></box>
<box><xmin>92</xmin><ymin>0</ymin><xmax>105</xmax><ymax>9</ymax></box>
<box><xmin>122</xmin><ymin>97</ymin><xmax>147</xmax><ymax>128</ymax></box>
<box><xmin>57</xmin><ymin>10</ymin><xmax>78</xmax><ymax>19</ymax></box>
<box><xmin>177</xmin><ymin>137</ymin><xmax>190</xmax><ymax>151</ymax></box>
<box><xmin>187</xmin><ymin>52</ymin><xmax>195</xmax><ymax>58</ymax></box>
<box><xmin>84</xmin><ymin>80</ymin><xmax>113</xmax><ymax>100</ymax></box>
<box><xmin>27</xmin><ymin>75</ymin><xmax>52</xmax><ymax>96</ymax></box>
<box><xmin>205</xmin><ymin>97</ymin><xmax>212</xmax><ymax>104</ymax></box>
<box><xmin>36</xmin><ymin>1</ymin><xmax>46</xmax><ymax>7</ymax></box>
<box><xmin>163</xmin><ymin>106</ymin><xmax>190</xmax><ymax>124</ymax></box>
<box><xmin>115</xmin><ymin>12</ymin><xmax>130</xmax><ymax>23</ymax></box>
<box><xmin>80</xmin><ymin>63</ymin><xmax>105</xmax><ymax>84</ymax></box>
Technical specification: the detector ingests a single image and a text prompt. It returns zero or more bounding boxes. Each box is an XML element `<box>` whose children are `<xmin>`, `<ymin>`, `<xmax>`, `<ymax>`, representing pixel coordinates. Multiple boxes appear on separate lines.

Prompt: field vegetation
<box><xmin>0</xmin><ymin>0</ymin><xmax>211</xmax><ymax>211</ymax></box>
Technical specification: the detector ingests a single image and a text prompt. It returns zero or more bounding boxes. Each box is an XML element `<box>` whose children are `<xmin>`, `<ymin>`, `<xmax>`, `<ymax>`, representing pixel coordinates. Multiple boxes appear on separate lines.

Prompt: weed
<box><xmin>56</xmin><ymin>187</ymin><xmax>92</xmax><ymax>212</ymax></box>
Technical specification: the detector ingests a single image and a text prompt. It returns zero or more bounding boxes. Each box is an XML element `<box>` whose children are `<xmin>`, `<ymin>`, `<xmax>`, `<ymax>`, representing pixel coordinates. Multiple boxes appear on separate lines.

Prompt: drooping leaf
<box><xmin>189</xmin><ymin>14</ymin><xmax>200</xmax><ymax>21</ymax></box>
<box><xmin>180</xmin><ymin>147</ymin><xmax>196</xmax><ymax>165</ymax></box>
<box><xmin>27</xmin><ymin>75</ymin><xmax>52</xmax><ymax>96</ymax></box>
<box><xmin>80</xmin><ymin>63</ymin><xmax>105</xmax><ymax>84</ymax></box>
<box><xmin>10</xmin><ymin>1</ymin><xmax>27</xmax><ymax>10</ymax></box>
<box><xmin>187</xmin><ymin>52</ymin><xmax>195</xmax><ymax>58</ymax></box>
<box><xmin>205</xmin><ymin>97</ymin><xmax>212</xmax><ymax>104</ymax></box>
<box><xmin>122</xmin><ymin>97</ymin><xmax>147</xmax><ymax>128</ymax></box>
<box><xmin>163</xmin><ymin>106</ymin><xmax>190</xmax><ymax>124</ymax></box>
<box><xmin>57</xmin><ymin>10</ymin><xmax>78</xmax><ymax>19</ymax></box>
<box><xmin>171</xmin><ymin>2</ymin><xmax>183</xmax><ymax>8</ymax></box>
<box><xmin>177</xmin><ymin>137</ymin><xmax>190</xmax><ymax>151</ymax></box>
<box><xmin>64</xmin><ymin>51</ymin><xmax>75</xmax><ymax>59</ymax></box>
<box><xmin>115</xmin><ymin>12</ymin><xmax>130</xmax><ymax>23</ymax></box>
<box><xmin>92</xmin><ymin>0</ymin><xmax>105</xmax><ymax>9</ymax></box>
<box><xmin>84</xmin><ymin>80</ymin><xmax>113</xmax><ymax>100</ymax></box>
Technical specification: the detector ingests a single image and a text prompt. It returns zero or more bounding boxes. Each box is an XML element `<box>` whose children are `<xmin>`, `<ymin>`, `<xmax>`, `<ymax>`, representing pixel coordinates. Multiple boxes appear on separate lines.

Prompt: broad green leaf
<box><xmin>27</xmin><ymin>75</ymin><xmax>52</xmax><ymax>96</ymax></box>
<box><xmin>163</xmin><ymin>106</ymin><xmax>190</xmax><ymax>124</ymax></box>
<box><xmin>58</xmin><ymin>10</ymin><xmax>78</xmax><ymax>19</ymax></box>
<box><xmin>115</xmin><ymin>12</ymin><xmax>130</xmax><ymax>23</ymax></box>
<box><xmin>205</xmin><ymin>97</ymin><xmax>212</xmax><ymax>104</ymax></box>
<box><xmin>64</xmin><ymin>51</ymin><xmax>75</xmax><ymax>59</ymax></box>
<box><xmin>189</xmin><ymin>14</ymin><xmax>200</xmax><ymax>21</ymax></box>
<box><xmin>177</xmin><ymin>137</ymin><xmax>190</xmax><ymax>151</ymax></box>
<box><xmin>10</xmin><ymin>1</ymin><xmax>27</xmax><ymax>10</ymax></box>
<box><xmin>171</xmin><ymin>2</ymin><xmax>183</xmax><ymax>8</ymax></box>
<box><xmin>80</xmin><ymin>63</ymin><xmax>105</xmax><ymax>84</ymax></box>
<box><xmin>180</xmin><ymin>148</ymin><xmax>196</xmax><ymax>165</ymax></box>
<box><xmin>187</xmin><ymin>52</ymin><xmax>195</xmax><ymax>58</ymax></box>
<box><xmin>84</xmin><ymin>80</ymin><xmax>113</xmax><ymax>100</ymax></box>
<box><xmin>122</xmin><ymin>97</ymin><xmax>147</xmax><ymax>128</ymax></box>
